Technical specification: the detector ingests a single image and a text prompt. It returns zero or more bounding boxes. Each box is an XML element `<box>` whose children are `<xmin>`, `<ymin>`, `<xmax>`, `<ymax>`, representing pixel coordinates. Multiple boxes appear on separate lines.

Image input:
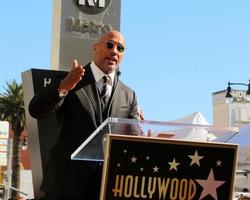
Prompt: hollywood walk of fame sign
<box><xmin>100</xmin><ymin>134</ymin><xmax>238</xmax><ymax>200</ymax></box>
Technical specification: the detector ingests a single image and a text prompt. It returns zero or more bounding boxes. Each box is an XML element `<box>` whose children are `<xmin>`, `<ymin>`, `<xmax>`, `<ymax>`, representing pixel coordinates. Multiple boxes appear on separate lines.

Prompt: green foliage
<box><xmin>0</xmin><ymin>79</ymin><xmax>25</xmax><ymax>199</ymax></box>
<box><xmin>0</xmin><ymin>80</ymin><xmax>25</xmax><ymax>132</ymax></box>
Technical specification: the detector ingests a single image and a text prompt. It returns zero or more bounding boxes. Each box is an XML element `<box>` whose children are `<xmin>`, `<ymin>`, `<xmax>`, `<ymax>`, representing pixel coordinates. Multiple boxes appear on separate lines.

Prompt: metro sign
<box><xmin>76</xmin><ymin>0</ymin><xmax>111</xmax><ymax>15</ymax></box>
<box><xmin>78</xmin><ymin>0</ymin><xmax>105</xmax><ymax>7</ymax></box>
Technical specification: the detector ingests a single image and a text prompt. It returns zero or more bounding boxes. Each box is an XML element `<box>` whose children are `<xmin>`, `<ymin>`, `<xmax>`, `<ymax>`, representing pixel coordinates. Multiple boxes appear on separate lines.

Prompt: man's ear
<box><xmin>93</xmin><ymin>43</ymin><xmax>98</xmax><ymax>52</ymax></box>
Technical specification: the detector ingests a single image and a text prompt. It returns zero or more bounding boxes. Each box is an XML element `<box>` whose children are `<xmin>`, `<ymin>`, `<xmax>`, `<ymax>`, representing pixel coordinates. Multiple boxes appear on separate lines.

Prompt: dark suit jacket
<box><xmin>29</xmin><ymin>63</ymin><xmax>139</xmax><ymax>197</ymax></box>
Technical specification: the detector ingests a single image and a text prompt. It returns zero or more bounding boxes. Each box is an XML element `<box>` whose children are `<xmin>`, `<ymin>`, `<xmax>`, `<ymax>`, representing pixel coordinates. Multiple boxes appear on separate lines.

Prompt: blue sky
<box><xmin>0</xmin><ymin>1</ymin><xmax>249</xmax><ymax>123</ymax></box>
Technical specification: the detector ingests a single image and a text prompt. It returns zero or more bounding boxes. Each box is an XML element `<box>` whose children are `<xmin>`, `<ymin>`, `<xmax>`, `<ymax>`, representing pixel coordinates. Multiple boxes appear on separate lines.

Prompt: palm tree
<box><xmin>0</xmin><ymin>80</ymin><xmax>25</xmax><ymax>200</ymax></box>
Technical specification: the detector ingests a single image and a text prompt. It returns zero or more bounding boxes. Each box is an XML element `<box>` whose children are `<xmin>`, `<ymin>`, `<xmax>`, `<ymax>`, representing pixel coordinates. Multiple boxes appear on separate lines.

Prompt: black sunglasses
<box><xmin>105</xmin><ymin>41</ymin><xmax>125</xmax><ymax>53</ymax></box>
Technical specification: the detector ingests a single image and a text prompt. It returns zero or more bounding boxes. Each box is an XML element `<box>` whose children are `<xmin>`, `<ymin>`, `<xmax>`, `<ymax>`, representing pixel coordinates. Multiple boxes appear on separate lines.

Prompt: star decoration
<box><xmin>168</xmin><ymin>158</ymin><xmax>180</xmax><ymax>171</ymax></box>
<box><xmin>131</xmin><ymin>156</ymin><xmax>137</xmax><ymax>163</ymax></box>
<box><xmin>153</xmin><ymin>166</ymin><xmax>159</xmax><ymax>173</ymax></box>
<box><xmin>216</xmin><ymin>160</ymin><xmax>222</xmax><ymax>167</ymax></box>
<box><xmin>188</xmin><ymin>150</ymin><xmax>204</xmax><ymax>166</ymax></box>
<box><xmin>196</xmin><ymin>169</ymin><xmax>225</xmax><ymax>200</ymax></box>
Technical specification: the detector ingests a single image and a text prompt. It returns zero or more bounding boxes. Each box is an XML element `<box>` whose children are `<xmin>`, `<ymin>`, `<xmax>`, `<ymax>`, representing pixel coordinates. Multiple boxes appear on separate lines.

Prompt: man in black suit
<box><xmin>29</xmin><ymin>31</ymin><xmax>141</xmax><ymax>200</ymax></box>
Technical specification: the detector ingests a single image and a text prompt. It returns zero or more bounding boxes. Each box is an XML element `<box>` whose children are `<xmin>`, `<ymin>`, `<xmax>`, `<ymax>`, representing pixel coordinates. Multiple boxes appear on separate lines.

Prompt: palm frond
<box><xmin>0</xmin><ymin>80</ymin><xmax>25</xmax><ymax>132</ymax></box>
<box><xmin>0</xmin><ymin>79</ymin><xmax>26</xmax><ymax>199</ymax></box>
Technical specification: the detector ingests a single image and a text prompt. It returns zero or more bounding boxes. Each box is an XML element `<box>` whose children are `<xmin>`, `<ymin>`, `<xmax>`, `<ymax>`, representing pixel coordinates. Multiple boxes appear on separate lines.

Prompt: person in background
<box><xmin>29</xmin><ymin>30</ymin><xmax>142</xmax><ymax>200</ymax></box>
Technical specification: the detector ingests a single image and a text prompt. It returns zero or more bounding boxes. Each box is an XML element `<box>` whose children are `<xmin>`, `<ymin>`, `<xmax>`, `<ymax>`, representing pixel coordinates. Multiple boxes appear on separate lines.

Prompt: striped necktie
<box><xmin>100</xmin><ymin>75</ymin><xmax>112</xmax><ymax>111</ymax></box>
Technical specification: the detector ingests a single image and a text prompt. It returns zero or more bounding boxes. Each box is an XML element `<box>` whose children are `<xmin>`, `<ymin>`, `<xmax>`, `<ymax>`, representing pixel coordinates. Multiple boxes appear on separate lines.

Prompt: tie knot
<box><xmin>103</xmin><ymin>75</ymin><xmax>112</xmax><ymax>85</ymax></box>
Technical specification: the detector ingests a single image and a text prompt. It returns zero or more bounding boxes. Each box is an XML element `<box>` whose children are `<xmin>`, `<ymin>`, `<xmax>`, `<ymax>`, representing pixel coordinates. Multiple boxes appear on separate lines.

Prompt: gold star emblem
<box><xmin>168</xmin><ymin>158</ymin><xmax>180</xmax><ymax>171</ymax></box>
<box><xmin>153</xmin><ymin>166</ymin><xmax>159</xmax><ymax>173</ymax></box>
<box><xmin>188</xmin><ymin>150</ymin><xmax>204</xmax><ymax>166</ymax></box>
<box><xmin>131</xmin><ymin>156</ymin><xmax>137</xmax><ymax>163</ymax></box>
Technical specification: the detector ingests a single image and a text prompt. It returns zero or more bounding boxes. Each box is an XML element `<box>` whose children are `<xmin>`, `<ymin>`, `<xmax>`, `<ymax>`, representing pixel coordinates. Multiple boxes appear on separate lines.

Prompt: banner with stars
<box><xmin>100</xmin><ymin>135</ymin><xmax>238</xmax><ymax>200</ymax></box>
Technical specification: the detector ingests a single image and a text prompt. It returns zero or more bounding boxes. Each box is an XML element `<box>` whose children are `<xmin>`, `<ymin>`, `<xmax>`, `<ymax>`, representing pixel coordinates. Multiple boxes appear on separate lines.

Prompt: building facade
<box><xmin>213</xmin><ymin>89</ymin><xmax>250</xmax><ymax>127</ymax></box>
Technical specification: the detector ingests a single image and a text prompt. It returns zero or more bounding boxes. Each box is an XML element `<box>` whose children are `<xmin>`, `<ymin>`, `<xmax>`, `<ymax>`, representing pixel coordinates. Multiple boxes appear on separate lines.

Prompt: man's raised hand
<box><xmin>59</xmin><ymin>59</ymin><xmax>85</xmax><ymax>93</ymax></box>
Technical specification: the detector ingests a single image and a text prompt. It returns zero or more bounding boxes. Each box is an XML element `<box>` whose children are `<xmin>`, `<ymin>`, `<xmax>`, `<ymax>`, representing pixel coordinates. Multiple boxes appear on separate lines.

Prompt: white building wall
<box><xmin>213</xmin><ymin>89</ymin><xmax>250</xmax><ymax>127</ymax></box>
<box><xmin>20</xmin><ymin>170</ymin><xmax>34</xmax><ymax>199</ymax></box>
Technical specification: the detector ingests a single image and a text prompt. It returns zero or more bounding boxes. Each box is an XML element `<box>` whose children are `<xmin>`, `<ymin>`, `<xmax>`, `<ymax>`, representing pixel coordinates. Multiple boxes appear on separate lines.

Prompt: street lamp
<box><xmin>22</xmin><ymin>135</ymin><xmax>28</xmax><ymax>151</ymax></box>
<box><xmin>225</xmin><ymin>80</ymin><xmax>250</xmax><ymax>104</ymax></box>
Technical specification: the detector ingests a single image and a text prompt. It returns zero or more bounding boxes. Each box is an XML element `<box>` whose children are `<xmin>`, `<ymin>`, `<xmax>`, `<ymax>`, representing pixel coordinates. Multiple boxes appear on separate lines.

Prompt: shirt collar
<box><xmin>90</xmin><ymin>61</ymin><xmax>115</xmax><ymax>85</ymax></box>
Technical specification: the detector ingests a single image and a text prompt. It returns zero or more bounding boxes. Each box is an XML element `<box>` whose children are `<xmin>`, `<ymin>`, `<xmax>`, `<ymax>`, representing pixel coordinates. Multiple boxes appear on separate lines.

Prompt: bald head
<box><xmin>98</xmin><ymin>31</ymin><xmax>125</xmax><ymax>45</ymax></box>
<box><xmin>93</xmin><ymin>31</ymin><xmax>126</xmax><ymax>74</ymax></box>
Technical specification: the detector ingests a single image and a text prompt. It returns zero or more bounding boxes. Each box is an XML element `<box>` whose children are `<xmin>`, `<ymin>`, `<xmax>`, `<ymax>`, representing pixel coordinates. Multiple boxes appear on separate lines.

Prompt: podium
<box><xmin>71</xmin><ymin>118</ymin><xmax>239</xmax><ymax>200</ymax></box>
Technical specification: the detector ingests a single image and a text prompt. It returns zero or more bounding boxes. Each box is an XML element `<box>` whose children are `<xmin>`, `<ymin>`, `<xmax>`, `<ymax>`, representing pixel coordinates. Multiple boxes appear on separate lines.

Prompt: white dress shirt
<box><xmin>90</xmin><ymin>61</ymin><xmax>115</xmax><ymax>98</ymax></box>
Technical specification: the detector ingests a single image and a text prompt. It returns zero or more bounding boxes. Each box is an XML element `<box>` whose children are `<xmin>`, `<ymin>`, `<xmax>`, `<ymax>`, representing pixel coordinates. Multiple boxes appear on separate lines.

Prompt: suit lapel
<box><xmin>75</xmin><ymin>66</ymin><xmax>123</xmax><ymax>124</ymax></box>
<box><xmin>75</xmin><ymin>64</ymin><xmax>102</xmax><ymax>126</ymax></box>
<box><xmin>109</xmin><ymin>76</ymin><xmax>121</xmax><ymax>117</ymax></box>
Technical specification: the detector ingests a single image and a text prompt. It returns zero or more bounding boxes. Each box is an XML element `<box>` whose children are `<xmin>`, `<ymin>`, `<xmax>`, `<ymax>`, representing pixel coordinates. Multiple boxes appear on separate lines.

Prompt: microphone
<box><xmin>117</xmin><ymin>70</ymin><xmax>121</xmax><ymax>76</ymax></box>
